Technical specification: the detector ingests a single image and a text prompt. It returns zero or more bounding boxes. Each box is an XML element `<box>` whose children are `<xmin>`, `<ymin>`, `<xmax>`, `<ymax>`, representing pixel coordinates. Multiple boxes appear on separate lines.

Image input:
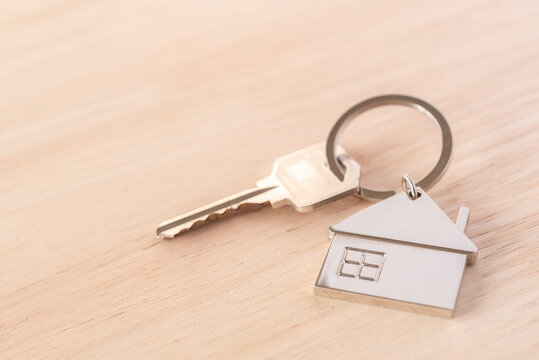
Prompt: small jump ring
<box><xmin>326</xmin><ymin>94</ymin><xmax>453</xmax><ymax>201</ymax></box>
<box><xmin>401</xmin><ymin>174</ymin><xmax>420</xmax><ymax>200</ymax></box>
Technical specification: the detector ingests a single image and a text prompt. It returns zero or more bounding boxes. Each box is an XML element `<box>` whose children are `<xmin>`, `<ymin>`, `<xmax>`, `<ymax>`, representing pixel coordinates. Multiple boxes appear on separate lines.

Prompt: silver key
<box><xmin>156</xmin><ymin>143</ymin><xmax>360</xmax><ymax>239</ymax></box>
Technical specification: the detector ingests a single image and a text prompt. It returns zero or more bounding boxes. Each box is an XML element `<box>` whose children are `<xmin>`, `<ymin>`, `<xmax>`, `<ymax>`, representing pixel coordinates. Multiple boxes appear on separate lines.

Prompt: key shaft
<box><xmin>156</xmin><ymin>185</ymin><xmax>283</xmax><ymax>239</ymax></box>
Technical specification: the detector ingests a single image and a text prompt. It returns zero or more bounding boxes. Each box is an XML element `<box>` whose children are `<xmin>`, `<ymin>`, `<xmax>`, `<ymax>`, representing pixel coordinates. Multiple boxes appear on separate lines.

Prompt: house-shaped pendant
<box><xmin>314</xmin><ymin>189</ymin><xmax>478</xmax><ymax>318</ymax></box>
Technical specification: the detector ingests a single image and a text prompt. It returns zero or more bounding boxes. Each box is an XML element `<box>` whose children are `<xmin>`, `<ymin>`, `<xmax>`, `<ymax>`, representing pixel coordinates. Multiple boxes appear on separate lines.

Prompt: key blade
<box><xmin>156</xmin><ymin>185</ymin><xmax>280</xmax><ymax>239</ymax></box>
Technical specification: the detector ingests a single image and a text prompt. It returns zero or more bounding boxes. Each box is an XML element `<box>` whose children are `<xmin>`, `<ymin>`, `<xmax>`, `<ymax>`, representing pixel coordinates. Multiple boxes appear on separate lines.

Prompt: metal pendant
<box><xmin>314</xmin><ymin>183</ymin><xmax>478</xmax><ymax>318</ymax></box>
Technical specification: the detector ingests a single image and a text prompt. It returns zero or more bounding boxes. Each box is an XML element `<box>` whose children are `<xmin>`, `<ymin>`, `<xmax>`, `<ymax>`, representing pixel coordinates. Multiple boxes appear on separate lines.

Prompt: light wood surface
<box><xmin>2</xmin><ymin>1</ymin><xmax>538</xmax><ymax>358</ymax></box>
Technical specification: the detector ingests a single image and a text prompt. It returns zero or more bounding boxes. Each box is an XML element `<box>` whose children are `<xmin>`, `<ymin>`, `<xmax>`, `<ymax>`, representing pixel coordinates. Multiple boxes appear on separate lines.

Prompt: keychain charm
<box><xmin>314</xmin><ymin>176</ymin><xmax>477</xmax><ymax>317</ymax></box>
<box><xmin>314</xmin><ymin>95</ymin><xmax>478</xmax><ymax>317</ymax></box>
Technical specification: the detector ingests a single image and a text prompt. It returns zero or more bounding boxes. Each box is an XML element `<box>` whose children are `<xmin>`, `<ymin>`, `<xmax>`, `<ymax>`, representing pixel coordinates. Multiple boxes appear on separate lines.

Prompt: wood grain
<box><xmin>1</xmin><ymin>1</ymin><xmax>538</xmax><ymax>358</ymax></box>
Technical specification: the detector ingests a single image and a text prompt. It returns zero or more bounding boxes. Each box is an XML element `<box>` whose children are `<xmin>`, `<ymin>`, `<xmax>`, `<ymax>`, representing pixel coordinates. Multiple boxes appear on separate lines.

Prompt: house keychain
<box><xmin>313</xmin><ymin>95</ymin><xmax>478</xmax><ymax>318</ymax></box>
<box><xmin>155</xmin><ymin>93</ymin><xmax>477</xmax><ymax>317</ymax></box>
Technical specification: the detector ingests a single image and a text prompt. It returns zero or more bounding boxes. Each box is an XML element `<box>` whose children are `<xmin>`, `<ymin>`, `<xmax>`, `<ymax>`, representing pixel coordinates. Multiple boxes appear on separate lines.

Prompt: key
<box><xmin>156</xmin><ymin>143</ymin><xmax>360</xmax><ymax>239</ymax></box>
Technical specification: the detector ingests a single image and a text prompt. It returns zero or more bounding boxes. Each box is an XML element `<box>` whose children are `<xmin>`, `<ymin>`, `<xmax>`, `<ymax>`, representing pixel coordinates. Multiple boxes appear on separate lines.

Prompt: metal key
<box><xmin>156</xmin><ymin>143</ymin><xmax>360</xmax><ymax>239</ymax></box>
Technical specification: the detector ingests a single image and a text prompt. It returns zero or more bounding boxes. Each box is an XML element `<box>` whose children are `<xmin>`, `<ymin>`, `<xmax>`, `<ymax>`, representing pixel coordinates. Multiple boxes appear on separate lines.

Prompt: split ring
<box><xmin>401</xmin><ymin>174</ymin><xmax>420</xmax><ymax>200</ymax></box>
<box><xmin>326</xmin><ymin>94</ymin><xmax>452</xmax><ymax>201</ymax></box>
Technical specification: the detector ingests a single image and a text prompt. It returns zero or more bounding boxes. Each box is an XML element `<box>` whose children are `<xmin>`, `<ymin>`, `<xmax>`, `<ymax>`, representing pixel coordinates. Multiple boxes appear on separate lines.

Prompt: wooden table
<box><xmin>2</xmin><ymin>1</ymin><xmax>538</xmax><ymax>358</ymax></box>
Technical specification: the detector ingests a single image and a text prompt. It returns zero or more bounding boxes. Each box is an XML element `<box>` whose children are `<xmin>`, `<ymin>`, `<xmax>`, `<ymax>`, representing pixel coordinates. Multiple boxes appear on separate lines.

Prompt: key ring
<box><xmin>326</xmin><ymin>94</ymin><xmax>452</xmax><ymax>201</ymax></box>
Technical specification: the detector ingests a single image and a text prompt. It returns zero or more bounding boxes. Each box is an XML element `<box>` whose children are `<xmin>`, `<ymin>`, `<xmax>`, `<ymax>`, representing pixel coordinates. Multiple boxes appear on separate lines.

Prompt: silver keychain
<box><xmin>314</xmin><ymin>95</ymin><xmax>478</xmax><ymax>318</ymax></box>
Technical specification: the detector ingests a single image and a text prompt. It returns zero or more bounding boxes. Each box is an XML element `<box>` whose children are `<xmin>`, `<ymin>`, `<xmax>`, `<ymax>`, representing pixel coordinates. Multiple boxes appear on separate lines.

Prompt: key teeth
<box><xmin>158</xmin><ymin>201</ymin><xmax>268</xmax><ymax>239</ymax></box>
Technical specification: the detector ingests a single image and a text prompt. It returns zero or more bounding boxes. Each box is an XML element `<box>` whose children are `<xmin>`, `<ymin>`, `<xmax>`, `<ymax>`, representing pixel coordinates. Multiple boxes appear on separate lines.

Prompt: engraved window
<box><xmin>337</xmin><ymin>247</ymin><xmax>386</xmax><ymax>282</ymax></box>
